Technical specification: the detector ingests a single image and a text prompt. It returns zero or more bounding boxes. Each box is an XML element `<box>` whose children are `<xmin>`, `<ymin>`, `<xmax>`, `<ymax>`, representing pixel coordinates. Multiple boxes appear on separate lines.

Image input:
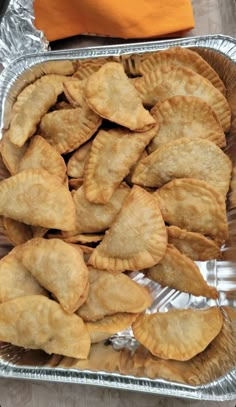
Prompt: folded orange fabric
<box><xmin>34</xmin><ymin>0</ymin><xmax>195</xmax><ymax>42</ymax></box>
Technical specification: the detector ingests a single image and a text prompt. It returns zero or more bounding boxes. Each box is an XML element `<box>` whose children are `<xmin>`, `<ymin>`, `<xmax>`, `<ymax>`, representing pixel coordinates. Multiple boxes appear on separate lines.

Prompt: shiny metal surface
<box><xmin>0</xmin><ymin>0</ymin><xmax>48</xmax><ymax>68</ymax></box>
<box><xmin>0</xmin><ymin>34</ymin><xmax>236</xmax><ymax>400</ymax></box>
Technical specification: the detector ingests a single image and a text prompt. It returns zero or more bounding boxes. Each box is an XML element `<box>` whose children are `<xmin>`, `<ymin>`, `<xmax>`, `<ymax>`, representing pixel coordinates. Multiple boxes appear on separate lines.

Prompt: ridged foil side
<box><xmin>0</xmin><ymin>0</ymin><xmax>48</xmax><ymax>68</ymax></box>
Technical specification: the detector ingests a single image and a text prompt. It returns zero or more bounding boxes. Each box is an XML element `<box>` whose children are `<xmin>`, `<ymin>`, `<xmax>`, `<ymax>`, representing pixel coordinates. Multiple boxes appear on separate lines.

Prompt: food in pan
<box><xmin>132</xmin><ymin>137</ymin><xmax>232</xmax><ymax>195</ymax></box>
<box><xmin>88</xmin><ymin>186</ymin><xmax>167</xmax><ymax>272</ymax></box>
<box><xmin>0</xmin><ymin>47</ymin><xmax>233</xmax><ymax>369</ymax></box>
<box><xmin>77</xmin><ymin>267</ymin><xmax>152</xmax><ymax>321</ymax></box>
<box><xmin>0</xmin><ymin>295</ymin><xmax>90</xmax><ymax>358</ymax></box>
<box><xmin>155</xmin><ymin>178</ymin><xmax>228</xmax><ymax>242</ymax></box>
<box><xmin>148</xmin><ymin>96</ymin><xmax>226</xmax><ymax>151</ymax></box>
<box><xmin>132</xmin><ymin>307</ymin><xmax>223</xmax><ymax>361</ymax></box>
<box><xmin>84</xmin><ymin>126</ymin><xmax>158</xmax><ymax>204</ymax></box>
<box><xmin>145</xmin><ymin>244</ymin><xmax>218</xmax><ymax>299</ymax></box>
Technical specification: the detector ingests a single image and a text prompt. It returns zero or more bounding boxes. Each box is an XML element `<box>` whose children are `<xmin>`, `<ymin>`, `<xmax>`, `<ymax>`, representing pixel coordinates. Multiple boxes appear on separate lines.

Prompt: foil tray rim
<box><xmin>0</xmin><ymin>34</ymin><xmax>236</xmax><ymax>401</ymax></box>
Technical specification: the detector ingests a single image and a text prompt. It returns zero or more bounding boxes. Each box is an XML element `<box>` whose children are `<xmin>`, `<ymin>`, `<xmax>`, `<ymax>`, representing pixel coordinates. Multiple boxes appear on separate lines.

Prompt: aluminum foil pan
<box><xmin>0</xmin><ymin>34</ymin><xmax>236</xmax><ymax>401</ymax></box>
<box><xmin>0</xmin><ymin>0</ymin><xmax>48</xmax><ymax>68</ymax></box>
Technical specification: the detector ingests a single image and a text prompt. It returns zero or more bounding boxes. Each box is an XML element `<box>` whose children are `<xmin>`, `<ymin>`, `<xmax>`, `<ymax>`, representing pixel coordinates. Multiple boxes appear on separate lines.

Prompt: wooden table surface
<box><xmin>1</xmin><ymin>0</ymin><xmax>236</xmax><ymax>405</ymax></box>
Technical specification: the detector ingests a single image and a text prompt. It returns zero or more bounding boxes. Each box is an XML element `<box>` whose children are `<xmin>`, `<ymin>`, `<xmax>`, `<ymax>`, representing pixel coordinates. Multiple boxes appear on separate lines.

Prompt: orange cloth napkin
<box><xmin>34</xmin><ymin>0</ymin><xmax>195</xmax><ymax>42</ymax></box>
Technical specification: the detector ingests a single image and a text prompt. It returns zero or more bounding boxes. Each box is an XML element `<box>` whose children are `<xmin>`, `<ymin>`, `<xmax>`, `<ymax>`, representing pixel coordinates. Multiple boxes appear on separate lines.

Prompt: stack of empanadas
<box><xmin>0</xmin><ymin>47</ymin><xmax>233</xmax><ymax>378</ymax></box>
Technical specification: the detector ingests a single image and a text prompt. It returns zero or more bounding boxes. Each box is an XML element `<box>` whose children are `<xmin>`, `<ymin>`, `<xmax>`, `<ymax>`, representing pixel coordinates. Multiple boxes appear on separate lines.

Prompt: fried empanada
<box><xmin>145</xmin><ymin>244</ymin><xmax>218</xmax><ymax>299</ymax></box>
<box><xmin>40</xmin><ymin>106</ymin><xmax>102</xmax><ymax>154</ymax></box>
<box><xmin>88</xmin><ymin>186</ymin><xmax>167</xmax><ymax>272</ymax></box>
<box><xmin>132</xmin><ymin>138</ymin><xmax>232</xmax><ymax>196</ymax></box>
<box><xmin>37</xmin><ymin>74</ymin><xmax>71</xmax><ymax>96</ymax></box>
<box><xmin>0</xmin><ymin>295</ymin><xmax>91</xmax><ymax>358</ymax></box>
<box><xmin>139</xmin><ymin>47</ymin><xmax>225</xmax><ymax>94</ymax></box>
<box><xmin>18</xmin><ymin>135</ymin><xmax>67</xmax><ymax>183</ymax></box>
<box><xmin>76</xmin><ymin>245</ymin><xmax>94</xmax><ymax>263</ymax></box>
<box><xmin>156</xmin><ymin>178</ymin><xmax>228</xmax><ymax>242</ymax></box>
<box><xmin>132</xmin><ymin>307</ymin><xmax>223</xmax><ymax>361</ymax></box>
<box><xmin>84</xmin><ymin>126</ymin><xmax>158</xmax><ymax>204</ymax></box>
<box><xmin>19</xmin><ymin>238</ymin><xmax>88</xmax><ymax>313</ymax></box>
<box><xmin>134</xmin><ymin>65</ymin><xmax>231</xmax><ymax>131</ymax></box>
<box><xmin>125</xmin><ymin>149</ymin><xmax>148</xmax><ymax>185</ymax></box>
<box><xmin>0</xmin><ymin>249</ymin><xmax>47</xmax><ymax>303</ymax></box>
<box><xmin>1</xmin><ymin>132</ymin><xmax>28</xmax><ymax>174</ymax></box>
<box><xmin>230</xmin><ymin>166</ymin><xmax>236</xmax><ymax>209</ymax></box>
<box><xmin>64</xmin><ymin>184</ymin><xmax>129</xmax><ymax>236</ymax></box>
<box><xmin>63</xmin><ymin>78</ymin><xmax>87</xmax><ymax>107</ymax></box>
<box><xmin>85</xmin><ymin>62</ymin><xmax>155</xmax><ymax>131</ymax></box>
<box><xmin>2</xmin><ymin>217</ymin><xmax>33</xmax><ymax>245</ymax></box>
<box><xmin>31</xmin><ymin>225</ymin><xmax>48</xmax><ymax>238</ymax></box>
<box><xmin>73</xmin><ymin>57</ymin><xmax>114</xmax><ymax>80</ymax></box>
<box><xmin>0</xmin><ymin>169</ymin><xmax>76</xmax><ymax>230</ymax></box>
<box><xmin>148</xmin><ymin>96</ymin><xmax>226</xmax><ymax>152</ymax></box>
<box><xmin>53</xmin><ymin>101</ymin><xmax>72</xmax><ymax>110</ymax></box>
<box><xmin>86</xmin><ymin>313</ymin><xmax>138</xmax><ymax>343</ymax></box>
<box><xmin>67</xmin><ymin>141</ymin><xmax>92</xmax><ymax>178</ymax></box>
<box><xmin>40</xmin><ymin>60</ymin><xmax>76</xmax><ymax>75</ymax></box>
<box><xmin>8</xmin><ymin>83</ymin><xmax>57</xmax><ymax>147</ymax></box>
<box><xmin>69</xmin><ymin>178</ymin><xmax>84</xmax><ymax>190</ymax></box>
<box><xmin>167</xmin><ymin>226</ymin><xmax>221</xmax><ymax>261</ymax></box>
<box><xmin>10</xmin><ymin>83</ymin><xmax>36</xmax><ymax>120</ymax></box>
<box><xmin>11</xmin><ymin>74</ymin><xmax>69</xmax><ymax>121</ymax></box>
<box><xmin>62</xmin><ymin>234</ymin><xmax>104</xmax><ymax>244</ymax></box>
<box><xmin>60</xmin><ymin>342</ymin><xmax>120</xmax><ymax>373</ymax></box>
<box><xmin>77</xmin><ymin>267</ymin><xmax>152</xmax><ymax>321</ymax></box>
<box><xmin>118</xmin><ymin>54</ymin><xmax>143</xmax><ymax>76</ymax></box>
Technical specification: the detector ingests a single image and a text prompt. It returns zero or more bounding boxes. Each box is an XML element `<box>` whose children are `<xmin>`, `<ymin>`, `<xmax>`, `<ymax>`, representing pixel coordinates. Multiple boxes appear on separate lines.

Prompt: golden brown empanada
<box><xmin>73</xmin><ymin>57</ymin><xmax>113</xmax><ymax>80</ymax></box>
<box><xmin>37</xmin><ymin>74</ymin><xmax>71</xmax><ymax>95</ymax></box>
<box><xmin>139</xmin><ymin>47</ymin><xmax>225</xmax><ymax>94</ymax></box>
<box><xmin>53</xmin><ymin>101</ymin><xmax>72</xmax><ymax>110</ymax></box>
<box><xmin>0</xmin><ymin>169</ymin><xmax>76</xmax><ymax>230</ymax></box>
<box><xmin>32</xmin><ymin>226</ymin><xmax>48</xmax><ymax>238</ymax></box>
<box><xmin>117</xmin><ymin>53</ymin><xmax>143</xmax><ymax>76</ymax></box>
<box><xmin>62</xmin><ymin>234</ymin><xmax>104</xmax><ymax>244</ymax></box>
<box><xmin>0</xmin><ymin>248</ymin><xmax>47</xmax><ymax>303</ymax></box>
<box><xmin>8</xmin><ymin>83</ymin><xmax>57</xmax><ymax>147</ymax></box>
<box><xmin>86</xmin><ymin>313</ymin><xmax>138</xmax><ymax>343</ymax></box>
<box><xmin>156</xmin><ymin>178</ymin><xmax>228</xmax><ymax>242</ymax></box>
<box><xmin>64</xmin><ymin>184</ymin><xmax>129</xmax><ymax>236</ymax></box>
<box><xmin>11</xmin><ymin>74</ymin><xmax>70</xmax><ymax>121</ymax></box>
<box><xmin>88</xmin><ymin>186</ymin><xmax>167</xmax><ymax>272</ymax></box>
<box><xmin>18</xmin><ymin>135</ymin><xmax>67</xmax><ymax>183</ymax></box>
<box><xmin>84</xmin><ymin>126</ymin><xmax>158</xmax><ymax>204</ymax></box>
<box><xmin>60</xmin><ymin>342</ymin><xmax>120</xmax><ymax>373</ymax></box>
<box><xmin>85</xmin><ymin>62</ymin><xmax>155</xmax><ymax>131</ymax></box>
<box><xmin>77</xmin><ymin>267</ymin><xmax>152</xmax><ymax>321</ymax></box>
<box><xmin>76</xmin><ymin>245</ymin><xmax>94</xmax><ymax>263</ymax></box>
<box><xmin>145</xmin><ymin>244</ymin><xmax>218</xmax><ymax>299</ymax></box>
<box><xmin>19</xmin><ymin>238</ymin><xmax>89</xmax><ymax>313</ymax></box>
<box><xmin>134</xmin><ymin>65</ymin><xmax>231</xmax><ymax>131</ymax></box>
<box><xmin>230</xmin><ymin>166</ymin><xmax>236</xmax><ymax>209</ymax></box>
<box><xmin>1</xmin><ymin>132</ymin><xmax>28</xmax><ymax>174</ymax></box>
<box><xmin>40</xmin><ymin>106</ymin><xmax>102</xmax><ymax>154</ymax></box>
<box><xmin>68</xmin><ymin>178</ymin><xmax>84</xmax><ymax>190</ymax></box>
<box><xmin>2</xmin><ymin>217</ymin><xmax>33</xmax><ymax>245</ymax></box>
<box><xmin>67</xmin><ymin>141</ymin><xmax>92</xmax><ymax>178</ymax></box>
<box><xmin>132</xmin><ymin>137</ymin><xmax>232</xmax><ymax>196</ymax></box>
<box><xmin>10</xmin><ymin>83</ymin><xmax>36</xmax><ymax>120</ymax></box>
<box><xmin>132</xmin><ymin>307</ymin><xmax>223</xmax><ymax>360</ymax></box>
<box><xmin>0</xmin><ymin>295</ymin><xmax>91</xmax><ymax>358</ymax></box>
<box><xmin>167</xmin><ymin>226</ymin><xmax>221</xmax><ymax>261</ymax></box>
<box><xmin>125</xmin><ymin>149</ymin><xmax>148</xmax><ymax>185</ymax></box>
<box><xmin>40</xmin><ymin>60</ymin><xmax>76</xmax><ymax>75</ymax></box>
<box><xmin>63</xmin><ymin>78</ymin><xmax>87</xmax><ymax>107</ymax></box>
<box><xmin>148</xmin><ymin>96</ymin><xmax>226</xmax><ymax>151</ymax></box>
